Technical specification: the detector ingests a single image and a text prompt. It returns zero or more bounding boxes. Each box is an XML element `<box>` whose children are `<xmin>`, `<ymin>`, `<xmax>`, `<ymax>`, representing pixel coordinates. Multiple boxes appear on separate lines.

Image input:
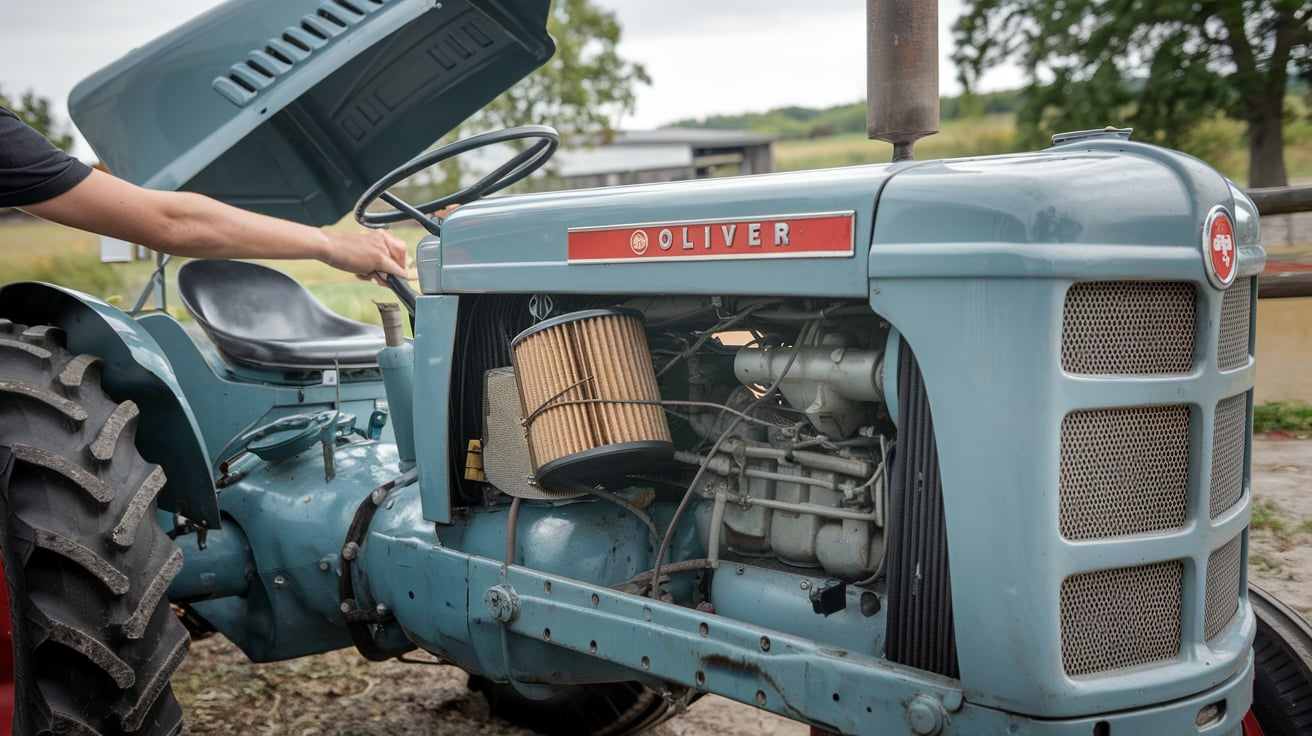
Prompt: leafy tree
<box><xmin>953</xmin><ymin>0</ymin><xmax>1312</xmax><ymax>186</ymax></box>
<box><xmin>470</xmin><ymin>0</ymin><xmax>649</xmax><ymax>138</ymax></box>
<box><xmin>0</xmin><ymin>88</ymin><xmax>74</xmax><ymax>152</ymax></box>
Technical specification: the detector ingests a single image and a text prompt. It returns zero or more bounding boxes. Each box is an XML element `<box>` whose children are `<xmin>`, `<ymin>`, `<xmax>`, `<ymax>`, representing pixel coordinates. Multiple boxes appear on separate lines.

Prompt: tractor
<box><xmin>1</xmin><ymin>0</ymin><xmax>1310</xmax><ymax>734</ymax></box>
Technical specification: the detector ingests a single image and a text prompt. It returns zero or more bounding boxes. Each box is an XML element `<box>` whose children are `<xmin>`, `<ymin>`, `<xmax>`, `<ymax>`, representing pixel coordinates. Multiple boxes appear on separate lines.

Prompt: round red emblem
<box><xmin>630</xmin><ymin>229</ymin><xmax>649</xmax><ymax>256</ymax></box>
<box><xmin>1203</xmin><ymin>207</ymin><xmax>1237</xmax><ymax>288</ymax></box>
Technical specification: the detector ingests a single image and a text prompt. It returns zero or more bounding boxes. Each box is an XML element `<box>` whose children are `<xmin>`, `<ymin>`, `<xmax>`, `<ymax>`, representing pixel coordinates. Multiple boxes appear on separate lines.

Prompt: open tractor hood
<box><xmin>69</xmin><ymin>0</ymin><xmax>554</xmax><ymax>225</ymax></box>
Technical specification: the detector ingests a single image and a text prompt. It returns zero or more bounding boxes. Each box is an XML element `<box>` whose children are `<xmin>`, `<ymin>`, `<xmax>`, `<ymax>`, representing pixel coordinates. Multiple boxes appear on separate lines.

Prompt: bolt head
<box><xmin>483</xmin><ymin>585</ymin><xmax>519</xmax><ymax>623</ymax></box>
<box><xmin>907</xmin><ymin>695</ymin><xmax>944</xmax><ymax>735</ymax></box>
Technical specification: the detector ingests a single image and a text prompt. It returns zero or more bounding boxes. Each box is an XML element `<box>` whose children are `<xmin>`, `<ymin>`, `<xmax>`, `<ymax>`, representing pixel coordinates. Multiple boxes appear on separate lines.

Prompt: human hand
<box><xmin>321</xmin><ymin>229</ymin><xmax>409</xmax><ymax>286</ymax></box>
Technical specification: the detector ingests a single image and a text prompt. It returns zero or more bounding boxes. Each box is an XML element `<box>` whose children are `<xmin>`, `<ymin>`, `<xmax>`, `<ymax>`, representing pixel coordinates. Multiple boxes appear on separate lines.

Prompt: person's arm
<box><xmin>22</xmin><ymin>168</ymin><xmax>408</xmax><ymax>282</ymax></box>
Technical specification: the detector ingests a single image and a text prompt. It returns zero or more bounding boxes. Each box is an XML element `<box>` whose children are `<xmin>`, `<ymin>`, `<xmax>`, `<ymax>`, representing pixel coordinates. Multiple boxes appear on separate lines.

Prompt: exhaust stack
<box><xmin>867</xmin><ymin>0</ymin><xmax>940</xmax><ymax>161</ymax></box>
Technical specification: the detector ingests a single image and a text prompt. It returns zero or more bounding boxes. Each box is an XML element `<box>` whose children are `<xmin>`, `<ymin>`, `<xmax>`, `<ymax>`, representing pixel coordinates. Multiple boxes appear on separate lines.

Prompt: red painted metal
<box><xmin>567</xmin><ymin>213</ymin><xmax>856</xmax><ymax>263</ymax></box>
<box><xmin>0</xmin><ymin>563</ymin><xmax>12</xmax><ymax>736</ymax></box>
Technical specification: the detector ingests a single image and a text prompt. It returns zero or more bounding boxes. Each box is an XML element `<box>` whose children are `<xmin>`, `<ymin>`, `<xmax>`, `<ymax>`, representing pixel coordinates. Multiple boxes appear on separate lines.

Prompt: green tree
<box><xmin>953</xmin><ymin>0</ymin><xmax>1312</xmax><ymax>187</ymax></box>
<box><xmin>0</xmin><ymin>88</ymin><xmax>74</xmax><ymax>152</ymax></box>
<box><xmin>470</xmin><ymin>0</ymin><xmax>649</xmax><ymax>138</ymax></box>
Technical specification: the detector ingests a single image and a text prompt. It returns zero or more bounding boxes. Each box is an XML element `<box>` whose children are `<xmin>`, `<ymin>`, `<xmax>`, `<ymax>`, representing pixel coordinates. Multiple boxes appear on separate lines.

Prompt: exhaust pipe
<box><xmin>867</xmin><ymin>0</ymin><xmax>939</xmax><ymax>161</ymax></box>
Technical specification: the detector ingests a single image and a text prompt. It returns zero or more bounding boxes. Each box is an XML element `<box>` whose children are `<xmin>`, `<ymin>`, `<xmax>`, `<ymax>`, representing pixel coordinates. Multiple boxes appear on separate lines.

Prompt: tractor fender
<box><xmin>0</xmin><ymin>282</ymin><xmax>220</xmax><ymax>528</ymax></box>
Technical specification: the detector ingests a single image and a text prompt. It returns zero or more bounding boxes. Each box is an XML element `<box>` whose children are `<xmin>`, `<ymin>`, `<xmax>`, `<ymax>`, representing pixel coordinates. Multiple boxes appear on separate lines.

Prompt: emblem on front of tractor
<box><xmin>1205</xmin><ymin>205</ymin><xmax>1237</xmax><ymax>288</ymax></box>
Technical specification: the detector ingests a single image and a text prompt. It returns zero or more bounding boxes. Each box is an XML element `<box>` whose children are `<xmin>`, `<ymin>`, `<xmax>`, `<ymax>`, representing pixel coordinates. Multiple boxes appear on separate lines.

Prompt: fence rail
<box><xmin>1248</xmin><ymin>184</ymin><xmax>1312</xmax><ymax>217</ymax></box>
<box><xmin>1249</xmin><ymin>185</ymin><xmax>1312</xmax><ymax>299</ymax></box>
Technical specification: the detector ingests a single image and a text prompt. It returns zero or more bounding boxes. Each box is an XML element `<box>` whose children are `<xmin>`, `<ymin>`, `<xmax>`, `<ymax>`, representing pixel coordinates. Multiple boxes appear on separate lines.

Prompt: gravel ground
<box><xmin>173</xmin><ymin>437</ymin><xmax>1312</xmax><ymax>735</ymax></box>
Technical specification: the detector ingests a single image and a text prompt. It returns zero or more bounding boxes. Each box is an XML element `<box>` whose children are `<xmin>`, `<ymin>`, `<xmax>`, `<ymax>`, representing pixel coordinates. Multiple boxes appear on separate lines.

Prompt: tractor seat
<box><xmin>177</xmin><ymin>259</ymin><xmax>385</xmax><ymax>370</ymax></box>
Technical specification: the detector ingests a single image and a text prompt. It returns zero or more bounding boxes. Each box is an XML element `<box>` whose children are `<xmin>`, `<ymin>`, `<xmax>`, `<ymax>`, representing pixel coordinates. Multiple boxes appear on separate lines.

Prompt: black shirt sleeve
<box><xmin>0</xmin><ymin>106</ymin><xmax>93</xmax><ymax>208</ymax></box>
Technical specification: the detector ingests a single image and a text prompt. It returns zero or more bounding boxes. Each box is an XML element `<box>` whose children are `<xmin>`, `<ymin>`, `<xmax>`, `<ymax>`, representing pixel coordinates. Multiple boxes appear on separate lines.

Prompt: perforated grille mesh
<box><xmin>1061</xmin><ymin>561</ymin><xmax>1183</xmax><ymax>677</ymax></box>
<box><xmin>1204</xmin><ymin>535</ymin><xmax>1243</xmax><ymax>642</ymax></box>
<box><xmin>1062</xmin><ymin>282</ymin><xmax>1196</xmax><ymax>375</ymax></box>
<box><xmin>1218</xmin><ymin>278</ymin><xmax>1253</xmax><ymax>371</ymax></box>
<box><xmin>1060</xmin><ymin>406</ymin><xmax>1190</xmax><ymax>540</ymax></box>
<box><xmin>1210</xmin><ymin>394</ymin><xmax>1247</xmax><ymax>519</ymax></box>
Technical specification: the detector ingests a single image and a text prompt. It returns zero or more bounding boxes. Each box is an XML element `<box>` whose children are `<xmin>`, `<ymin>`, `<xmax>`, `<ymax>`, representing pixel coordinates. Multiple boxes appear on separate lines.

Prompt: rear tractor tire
<box><xmin>0</xmin><ymin>320</ymin><xmax>189</xmax><ymax>735</ymax></box>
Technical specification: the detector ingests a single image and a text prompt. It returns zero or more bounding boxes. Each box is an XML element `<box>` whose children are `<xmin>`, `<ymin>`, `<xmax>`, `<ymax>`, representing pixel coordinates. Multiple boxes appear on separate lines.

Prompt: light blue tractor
<box><xmin>1</xmin><ymin>1</ymin><xmax>1310</xmax><ymax>734</ymax></box>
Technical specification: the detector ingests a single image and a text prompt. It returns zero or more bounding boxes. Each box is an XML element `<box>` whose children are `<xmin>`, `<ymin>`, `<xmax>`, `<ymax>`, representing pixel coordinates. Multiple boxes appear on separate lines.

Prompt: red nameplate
<box><xmin>568</xmin><ymin>212</ymin><xmax>855</xmax><ymax>263</ymax></box>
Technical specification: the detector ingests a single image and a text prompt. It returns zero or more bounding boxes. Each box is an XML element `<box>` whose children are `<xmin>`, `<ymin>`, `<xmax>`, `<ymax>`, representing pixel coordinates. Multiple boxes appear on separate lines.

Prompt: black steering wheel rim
<box><xmin>354</xmin><ymin>125</ymin><xmax>560</xmax><ymax>232</ymax></box>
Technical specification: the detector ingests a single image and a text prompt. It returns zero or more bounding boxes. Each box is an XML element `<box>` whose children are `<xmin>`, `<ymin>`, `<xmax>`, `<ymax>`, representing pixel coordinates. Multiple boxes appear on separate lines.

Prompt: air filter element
<box><xmin>511</xmin><ymin>308</ymin><xmax>673</xmax><ymax>491</ymax></box>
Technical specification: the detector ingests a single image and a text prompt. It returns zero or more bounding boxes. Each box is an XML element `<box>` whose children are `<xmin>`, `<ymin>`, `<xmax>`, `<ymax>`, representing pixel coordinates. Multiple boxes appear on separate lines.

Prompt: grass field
<box><xmin>775</xmin><ymin>114</ymin><xmax>1018</xmax><ymax>171</ymax></box>
<box><xmin>775</xmin><ymin>111</ymin><xmax>1312</xmax><ymax>185</ymax></box>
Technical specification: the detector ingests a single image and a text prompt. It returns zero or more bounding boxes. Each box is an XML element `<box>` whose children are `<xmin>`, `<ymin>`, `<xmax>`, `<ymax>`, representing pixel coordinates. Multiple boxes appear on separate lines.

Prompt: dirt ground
<box><xmin>1246</xmin><ymin>435</ymin><xmax>1312</xmax><ymax>621</ymax></box>
<box><xmin>172</xmin><ymin>639</ymin><xmax>806</xmax><ymax>736</ymax></box>
<box><xmin>172</xmin><ymin>437</ymin><xmax>1312</xmax><ymax>735</ymax></box>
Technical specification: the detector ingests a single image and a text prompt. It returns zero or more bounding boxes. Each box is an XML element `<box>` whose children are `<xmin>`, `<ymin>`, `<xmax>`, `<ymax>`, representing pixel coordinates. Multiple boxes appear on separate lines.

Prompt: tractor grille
<box><xmin>1059</xmin><ymin>406</ymin><xmax>1190</xmax><ymax>540</ymax></box>
<box><xmin>1217</xmin><ymin>278</ymin><xmax>1253</xmax><ymax>371</ymax></box>
<box><xmin>1061</xmin><ymin>282</ymin><xmax>1196</xmax><ymax>375</ymax></box>
<box><xmin>1210</xmin><ymin>394</ymin><xmax>1248</xmax><ymax>519</ymax></box>
<box><xmin>1060</xmin><ymin>561</ymin><xmax>1183</xmax><ymax>677</ymax></box>
<box><xmin>1055</xmin><ymin>278</ymin><xmax>1248</xmax><ymax>679</ymax></box>
<box><xmin>1204</xmin><ymin>535</ymin><xmax>1244</xmax><ymax>642</ymax></box>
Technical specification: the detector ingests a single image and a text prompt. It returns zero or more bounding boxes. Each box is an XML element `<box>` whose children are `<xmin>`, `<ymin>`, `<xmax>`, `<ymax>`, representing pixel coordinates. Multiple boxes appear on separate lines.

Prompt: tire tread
<box><xmin>0</xmin><ymin>321</ymin><xmax>189</xmax><ymax>735</ymax></box>
<box><xmin>1250</xmin><ymin>584</ymin><xmax>1312</xmax><ymax>735</ymax></box>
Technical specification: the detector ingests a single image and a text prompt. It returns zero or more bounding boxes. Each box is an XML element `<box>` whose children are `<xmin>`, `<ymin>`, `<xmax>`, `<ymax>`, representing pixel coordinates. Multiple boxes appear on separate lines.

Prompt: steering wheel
<box><xmin>354</xmin><ymin>125</ymin><xmax>560</xmax><ymax>236</ymax></box>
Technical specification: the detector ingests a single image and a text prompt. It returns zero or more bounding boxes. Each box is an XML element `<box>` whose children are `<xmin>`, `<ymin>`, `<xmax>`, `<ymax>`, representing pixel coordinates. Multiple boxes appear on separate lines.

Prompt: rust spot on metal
<box><xmin>701</xmin><ymin>653</ymin><xmax>761</xmax><ymax>678</ymax></box>
<box><xmin>699</xmin><ymin>653</ymin><xmax>805</xmax><ymax>720</ymax></box>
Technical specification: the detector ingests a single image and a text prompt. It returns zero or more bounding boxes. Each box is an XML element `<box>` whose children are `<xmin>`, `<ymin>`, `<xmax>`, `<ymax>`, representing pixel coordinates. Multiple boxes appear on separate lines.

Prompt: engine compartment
<box><xmin>457</xmin><ymin>294</ymin><xmax>895</xmax><ymax>584</ymax></box>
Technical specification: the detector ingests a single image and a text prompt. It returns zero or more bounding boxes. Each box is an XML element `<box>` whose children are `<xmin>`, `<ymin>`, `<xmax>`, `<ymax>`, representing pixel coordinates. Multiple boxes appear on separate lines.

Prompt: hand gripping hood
<box><xmin>68</xmin><ymin>0</ymin><xmax>553</xmax><ymax>225</ymax></box>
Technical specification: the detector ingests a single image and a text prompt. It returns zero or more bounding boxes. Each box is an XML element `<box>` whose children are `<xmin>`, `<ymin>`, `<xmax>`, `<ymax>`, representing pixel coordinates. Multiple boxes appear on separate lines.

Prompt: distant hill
<box><xmin>666</xmin><ymin>89</ymin><xmax>1025</xmax><ymax>138</ymax></box>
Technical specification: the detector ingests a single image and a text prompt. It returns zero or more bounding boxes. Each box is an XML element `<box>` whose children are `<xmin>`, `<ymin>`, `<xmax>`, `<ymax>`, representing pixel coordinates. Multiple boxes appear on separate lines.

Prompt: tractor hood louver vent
<box><xmin>68</xmin><ymin>0</ymin><xmax>553</xmax><ymax>226</ymax></box>
<box><xmin>214</xmin><ymin>0</ymin><xmax>387</xmax><ymax>107</ymax></box>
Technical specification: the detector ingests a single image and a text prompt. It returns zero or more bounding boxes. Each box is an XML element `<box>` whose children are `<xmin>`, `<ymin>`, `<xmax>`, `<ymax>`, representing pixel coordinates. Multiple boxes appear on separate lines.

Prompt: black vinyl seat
<box><xmin>177</xmin><ymin>259</ymin><xmax>385</xmax><ymax>369</ymax></box>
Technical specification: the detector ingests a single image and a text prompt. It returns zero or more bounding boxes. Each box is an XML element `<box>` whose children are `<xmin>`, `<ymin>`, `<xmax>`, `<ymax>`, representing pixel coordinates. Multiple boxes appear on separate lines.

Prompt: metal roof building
<box><xmin>551</xmin><ymin>128</ymin><xmax>776</xmax><ymax>189</ymax></box>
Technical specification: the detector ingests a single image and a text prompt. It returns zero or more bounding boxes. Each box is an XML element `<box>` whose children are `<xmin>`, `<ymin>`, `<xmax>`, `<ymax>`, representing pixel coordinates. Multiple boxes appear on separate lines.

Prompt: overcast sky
<box><xmin>0</xmin><ymin>0</ymin><xmax>1020</xmax><ymax>158</ymax></box>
